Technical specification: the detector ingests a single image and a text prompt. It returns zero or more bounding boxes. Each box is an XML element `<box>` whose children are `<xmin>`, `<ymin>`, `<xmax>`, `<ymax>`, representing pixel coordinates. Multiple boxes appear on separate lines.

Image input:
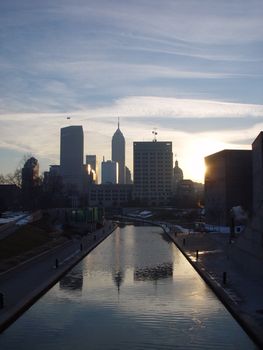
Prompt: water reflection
<box><xmin>134</xmin><ymin>262</ymin><xmax>173</xmax><ymax>281</ymax></box>
<box><xmin>59</xmin><ymin>269</ymin><xmax>83</xmax><ymax>292</ymax></box>
<box><xmin>113</xmin><ymin>270</ymin><xmax>124</xmax><ymax>292</ymax></box>
<box><xmin>0</xmin><ymin>225</ymin><xmax>257</xmax><ymax>350</ymax></box>
<box><xmin>112</xmin><ymin>229</ymin><xmax>125</xmax><ymax>293</ymax></box>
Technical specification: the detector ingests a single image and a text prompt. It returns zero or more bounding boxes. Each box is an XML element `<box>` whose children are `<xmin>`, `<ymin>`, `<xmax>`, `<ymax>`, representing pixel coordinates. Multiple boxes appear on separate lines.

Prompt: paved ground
<box><xmin>0</xmin><ymin>221</ymin><xmax>116</xmax><ymax>332</ymax></box>
<box><xmin>167</xmin><ymin>228</ymin><xmax>263</xmax><ymax>349</ymax></box>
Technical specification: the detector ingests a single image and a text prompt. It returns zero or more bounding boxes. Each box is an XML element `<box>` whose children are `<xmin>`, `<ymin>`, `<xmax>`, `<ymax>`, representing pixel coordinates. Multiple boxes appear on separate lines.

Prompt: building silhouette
<box><xmin>133</xmin><ymin>141</ymin><xmax>173</xmax><ymax>206</ymax></box>
<box><xmin>43</xmin><ymin>165</ymin><xmax>61</xmax><ymax>191</ymax></box>
<box><xmin>60</xmin><ymin>126</ymin><xmax>84</xmax><ymax>192</ymax></box>
<box><xmin>230</xmin><ymin>132</ymin><xmax>263</xmax><ymax>279</ymax></box>
<box><xmin>172</xmin><ymin>159</ymin><xmax>183</xmax><ymax>192</ymax></box>
<box><xmin>42</xmin><ymin>165</ymin><xmax>64</xmax><ymax>207</ymax></box>
<box><xmin>22</xmin><ymin>157</ymin><xmax>39</xmax><ymax>192</ymax></box>
<box><xmin>88</xmin><ymin>184</ymin><xmax>133</xmax><ymax>207</ymax></box>
<box><xmin>205</xmin><ymin>149</ymin><xmax>252</xmax><ymax>226</ymax></box>
<box><xmin>252</xmin><ymin>132</ymin><xmax>263</xmax><ymax>212</ymax></box>
<box><xmin>101</xmin><ymin>159</ymin><xmax>118</xmax><ymax>184</ymax></box>
<box><xmin>112</xmin><ymin>119</ymin><xmax>125</xmax><ymax>184</ymax></box>
<box><xmin>125</xmin><ymin>166</ymin><xmax>133</xmax><ymax>184</ymax></box>
<box><xmin>0</xmin><ymin>184</ymin><xmax>20</xmax><ymax>212</ymax></box>
<box><xmin>86</xmin><ymin>155</ymin><xmax>98</xmax><ymax>184</ymax></box>
<box><xmin>21</xmin><ymin>157</ymin><xmax>40</xmax><ymax>209</ymax></box>
<box><xmin>83</xmin><ymin>164</ymin><xmax>96</xmax><ymax>186</ymax></box>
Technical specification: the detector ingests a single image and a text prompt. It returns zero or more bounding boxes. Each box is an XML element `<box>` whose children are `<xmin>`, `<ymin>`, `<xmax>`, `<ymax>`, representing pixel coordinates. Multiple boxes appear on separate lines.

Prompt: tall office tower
<box><xmin>112</xmin><ymin>119</ymin><xmax>125</xmax><ymax>184</ymax></box>
<box><xmin>133</xmin><ymin>141</ymin><xmax>173</xmax><ymax>206</ymax></box>
<box><xmin>22</xmin><ymin>157</ymin><xmax>40</xmax><ymax>190</ymax></box>
<box><xmin>60</xmin><ymin>125</ymin><xmax>84</xmax><ymax>192</ymax></box>
<box><xmin>21</xmin><ymin>157</ymin><xmax>40</xmax><ymax>209</ymax></box>
<box><xmin>101</xmin><ymin>160</ymin><xmax>118</xmax><ymax>184</ymax></box>
<box><xmin>86</xmin><ymin>155</ymin><xmax>98</xmax><ymax>184</ymax></box>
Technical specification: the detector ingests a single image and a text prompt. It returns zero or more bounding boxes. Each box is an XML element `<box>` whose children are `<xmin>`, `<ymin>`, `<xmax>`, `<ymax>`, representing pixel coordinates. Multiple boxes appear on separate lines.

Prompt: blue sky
<box><xmin>0</xmin><ymin>0</ymin><xmax>263</xmax><ymax>182</ymax></box>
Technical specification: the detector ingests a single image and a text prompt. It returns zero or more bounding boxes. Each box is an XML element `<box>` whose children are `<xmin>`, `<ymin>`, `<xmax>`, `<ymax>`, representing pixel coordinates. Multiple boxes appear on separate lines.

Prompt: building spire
<box><xmin>118</xmin><ymin>116</ymin><xmax>120</xmax><ymax>129</ymax></box>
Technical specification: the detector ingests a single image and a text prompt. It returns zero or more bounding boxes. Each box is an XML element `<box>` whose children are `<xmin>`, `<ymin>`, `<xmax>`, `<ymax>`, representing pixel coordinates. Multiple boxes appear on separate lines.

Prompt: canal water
<box><xmin>0</xmin><ymin>225</ymin><xmax>257</xmax><ymax>349</ymax></box>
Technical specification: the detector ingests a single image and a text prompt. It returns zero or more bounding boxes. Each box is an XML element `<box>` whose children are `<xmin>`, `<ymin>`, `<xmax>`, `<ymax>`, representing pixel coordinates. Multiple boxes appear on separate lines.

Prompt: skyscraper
<box><xmin>86</xmin><ymin>155</ymin><xmax>97</xmax><ymax>174</ymax></box>
<box><xmin>101</xmin><ymin>160</ymin><xmax>118</xmax><ymax>184</ymax></box>
<box><xmin>112</xmin><ymin>119</ymin><xmax>125</xmax><ymax>184</ymax></box>
<box><xmin>22</xmin><ymin>157</ymin><xmax>40</xmax><ymax>209</ymax></box>
<box><xmin>22</xmin><ymin>157</ymin><xmax>40</xmax><ymax>190</ymax></box>
<box><xmin>133</xmin><ymin>141</ymin><xmax>173</xmax><ymax>206</ymax></box>
<box><xmin>86</xmin><ymin>155</ymin><xmax>98</xmax><ymax>184</ymax></box>
<box><xmin>60</xmin><ymin>125</ymin><xmax>84</xmax><ymax>191</ymax></box>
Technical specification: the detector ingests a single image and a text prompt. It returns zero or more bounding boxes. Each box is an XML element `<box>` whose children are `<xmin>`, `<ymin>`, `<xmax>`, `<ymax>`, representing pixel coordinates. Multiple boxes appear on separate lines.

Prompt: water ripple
<box><xmin>0</xmin><ymin>226</ymin><xmax>257</xmax><ymax>350</ymax></box>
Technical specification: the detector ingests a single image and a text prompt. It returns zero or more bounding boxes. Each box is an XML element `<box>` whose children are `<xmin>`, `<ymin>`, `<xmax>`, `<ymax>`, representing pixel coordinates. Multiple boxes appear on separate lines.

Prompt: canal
<box><xmin>0</xmin><ymin>225</ymin><xmax>257</xmax><ymax>349</ymax></box>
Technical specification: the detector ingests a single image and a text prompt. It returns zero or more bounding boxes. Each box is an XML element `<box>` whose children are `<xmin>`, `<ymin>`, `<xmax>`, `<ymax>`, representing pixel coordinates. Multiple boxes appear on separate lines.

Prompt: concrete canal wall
<box><xmin>117</xmin><ymin>216</ymin><xmax>262</xmax><ymax>349</ymax></box>
<box><xmin>0</xmin><ymin>220</ymin><xmax>117</xmax><ymax>332</ymax></box>
<box><xmin>165</xmin><ymin>230</ymin><xmax>263</xmax><ymax>349</ymax></box>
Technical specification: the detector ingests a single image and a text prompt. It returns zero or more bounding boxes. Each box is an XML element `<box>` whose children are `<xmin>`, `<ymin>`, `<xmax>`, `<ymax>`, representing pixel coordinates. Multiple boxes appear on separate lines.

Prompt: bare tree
<box><xmin>0</xmin><ymin>153</ymin><xmax>34</xmax><ymax>188</ymax></box>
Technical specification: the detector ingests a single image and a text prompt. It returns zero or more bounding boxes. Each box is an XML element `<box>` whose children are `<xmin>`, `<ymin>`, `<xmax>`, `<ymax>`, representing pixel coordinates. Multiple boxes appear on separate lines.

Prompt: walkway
<box><xmin>0</xmin><ymin>221</ymin><xmax>116</xmax><ymax>332</ymax></box>
<box><xmin>167</xmin><ymin>228</ymin><xmax>263</xmax><ymax>348</ymax></box>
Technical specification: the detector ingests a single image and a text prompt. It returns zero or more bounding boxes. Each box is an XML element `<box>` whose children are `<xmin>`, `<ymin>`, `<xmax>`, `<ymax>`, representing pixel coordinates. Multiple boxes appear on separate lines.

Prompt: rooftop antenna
<box><xmin>152</xmin><ymin>128</ymin><xmax>158</xmax><ymax>142</ymax></box>
<box><xmin>118</xmin><ymin>116</ymin><xmax>120</xmax><ymax>129</ymax></box>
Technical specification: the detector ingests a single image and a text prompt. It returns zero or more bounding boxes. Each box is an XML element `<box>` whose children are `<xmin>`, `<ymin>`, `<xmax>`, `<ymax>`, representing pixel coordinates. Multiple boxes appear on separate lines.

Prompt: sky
<box><xmin>0</xmin><ymin>0</ymin><xmax>263</xmax><ymax>183</ymax></box>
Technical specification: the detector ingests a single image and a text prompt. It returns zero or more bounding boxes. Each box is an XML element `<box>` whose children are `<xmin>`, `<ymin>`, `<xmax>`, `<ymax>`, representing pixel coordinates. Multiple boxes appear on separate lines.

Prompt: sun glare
<box><xmin>183</xmin><ymin>137</ymin><xmax>228</xmax><ymax>183</ymax></box>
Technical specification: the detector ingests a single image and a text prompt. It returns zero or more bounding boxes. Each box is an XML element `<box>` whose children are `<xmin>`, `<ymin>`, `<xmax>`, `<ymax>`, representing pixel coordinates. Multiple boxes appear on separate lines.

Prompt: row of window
<box><xmin>90</xmin><ymin>195</ymin><xmax>129</xmax><ymax>200</ymax></box>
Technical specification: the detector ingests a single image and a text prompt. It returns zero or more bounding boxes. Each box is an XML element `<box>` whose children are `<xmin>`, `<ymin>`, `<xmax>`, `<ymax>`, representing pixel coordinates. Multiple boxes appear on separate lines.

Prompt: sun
<box><xmin>182</xmin><ymin>137</ymin><xmax>229</xmax><ymax>183</ymax></box>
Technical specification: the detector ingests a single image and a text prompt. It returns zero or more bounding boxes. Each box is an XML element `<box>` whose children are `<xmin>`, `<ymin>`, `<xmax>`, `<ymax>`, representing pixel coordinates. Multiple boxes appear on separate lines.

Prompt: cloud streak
<box><xmin>75</xmin><ymin>96</ymin><xmax>263</xmax><ymax>119</ymax></box>
<box><xmin>0</xmin><ymin>0</ymin><xmax>262</xmax><ymax>181</ymax></box>
<box><xmin>2</xmin><ymin>96</ymin><xmax>263</xmax><ymax>122</ymax></box>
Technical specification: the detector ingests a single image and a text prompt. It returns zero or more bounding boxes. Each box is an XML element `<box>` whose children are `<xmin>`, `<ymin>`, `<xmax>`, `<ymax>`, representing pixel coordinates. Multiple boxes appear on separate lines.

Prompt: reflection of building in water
<box><xmin>113</xmin><ymin>270</ymin><xmax>124</xmax><ymax>293</ymax></box>
<box><xmin>59</xmin><ymin>270</ymin><xmax>83</xmax><ymax>291</ymax></box>
<box><xmin>134</xmin><ymin>263</ymin><xmax>173</xmax><ymax>281</ymax></box>
<box><xmin>112</xmin><ymin>229</ymin><xmax>125</xmax><ymax>293</ymax></box>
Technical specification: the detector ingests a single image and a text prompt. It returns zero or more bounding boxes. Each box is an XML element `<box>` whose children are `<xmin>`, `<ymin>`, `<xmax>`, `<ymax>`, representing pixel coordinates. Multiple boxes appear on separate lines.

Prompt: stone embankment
<box><xmin>0</xmin><ymin>220</ymin><xmax>116</xmax><ymax>332</ymax></box>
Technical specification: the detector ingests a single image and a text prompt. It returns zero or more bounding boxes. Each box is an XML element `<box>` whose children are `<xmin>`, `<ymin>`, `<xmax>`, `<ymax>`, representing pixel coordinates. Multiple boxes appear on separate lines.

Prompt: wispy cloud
<box><xmin>0</xmin><ymin>0</ymin><xmax>262</xmax><ymax>181</ymax></box>
<box><xmin>53</xmin><ymin>0</ymin><xmax>263</xmax><ymax>44</ymax></box>
<box><xmin>75</xmin><ymin>96</ymin><xmax>263</xmax><ymax>119</ymax></box>
<box><xmin>2</xmin><ymin>96</ymin><xmax>263</xmax><ymax>121</ymax></box>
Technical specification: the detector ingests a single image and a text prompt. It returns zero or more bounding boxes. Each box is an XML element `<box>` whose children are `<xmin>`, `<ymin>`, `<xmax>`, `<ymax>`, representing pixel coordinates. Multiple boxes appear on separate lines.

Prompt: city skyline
<box><xmin>1</xmin><ymin>0</ymin><xmax>263</xmax><ymax>183</ymax></box>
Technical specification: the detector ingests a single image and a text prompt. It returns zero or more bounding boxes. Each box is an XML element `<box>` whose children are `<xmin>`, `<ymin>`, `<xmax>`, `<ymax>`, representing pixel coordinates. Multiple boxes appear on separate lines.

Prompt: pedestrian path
<box><xmin>166</xmin><ymin>229</ymin><xmax>263</xmax><ymax>348</ymax></box>
<box><xmin>0</xmin><ymin>221</ymin><xmax>116</xmax><ymax>332</ymax></box>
